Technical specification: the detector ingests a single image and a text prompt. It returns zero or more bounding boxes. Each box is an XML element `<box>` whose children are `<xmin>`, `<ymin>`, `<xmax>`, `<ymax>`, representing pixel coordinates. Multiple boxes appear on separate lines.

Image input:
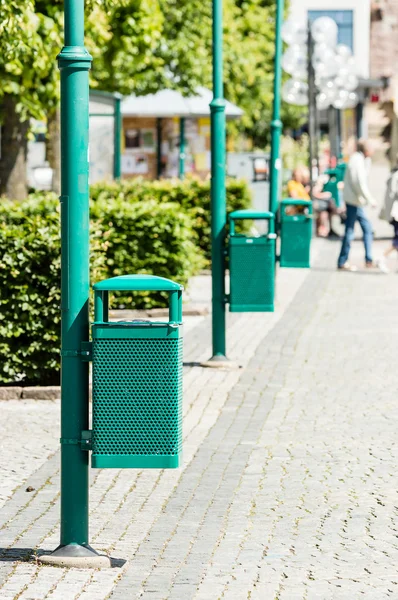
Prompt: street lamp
<box><xmin>39</xmin><ymin>0</ymin><xmax>109</xmax><ymax>568</ymax></box>
<box><xmin>179</xmin><ymin>117</ymin><xmax>186</xmax><ymax>179</ymax></box>
<box><xmin>206</xmin><ymin>0</ymin><xmax>283</xmax><ymax>365</ymax></box>
<box><xmin>204</xmin><ymin>0</ymin><xmax>228</xmax><ymax>366</ymax></box>
<box><xmin>282</xmin><ymin>16</ymin><xmax>360</xmax><ymax>173</ymax></box>
<box><xmin>269</xmin><ymin>0</ymin><xmax>285</xmax><ymax>226</ymax></box>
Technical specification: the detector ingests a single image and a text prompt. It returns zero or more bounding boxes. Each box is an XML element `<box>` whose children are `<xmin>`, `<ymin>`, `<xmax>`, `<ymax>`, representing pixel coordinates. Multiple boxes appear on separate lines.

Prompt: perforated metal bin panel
<box><xmin>229</xmin><ymin>236</ymin><xmax>275</xmax><ymax>312</ymax></box>
<box><xmin>280</xmin><ymin>216</ymin><xmax>312</xmax><ymax>268</ymax></box>
<box><xmin>91</xmin><ymin>323</ymin><xmax>183</xmax><ymax>469</ymax></box>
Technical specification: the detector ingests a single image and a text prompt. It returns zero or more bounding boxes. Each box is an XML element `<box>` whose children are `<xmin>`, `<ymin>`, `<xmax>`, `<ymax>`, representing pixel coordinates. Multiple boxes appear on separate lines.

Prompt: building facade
<box><xmin>370</xmin><ymin>0</ymin><xmax>398</xmax><ymax>85</ymax></box>
<box><xmin>287</xmin><ymin>1</ymin><xmax>398</xmax><ymax>162</ymax></box>
<box><xmin>121</xmin><ymin>116</ymin><xmax>211</xmax><ymax>180</ymax></box>
<box><xmin>288</xmin><ymin>0</ymin><xmax>371</xmax><ymax>78</ymax></box>
<box><xmin>368</xmin><ymin>1</ymin><xmax>398</xmax><ymax>161</ymax></box>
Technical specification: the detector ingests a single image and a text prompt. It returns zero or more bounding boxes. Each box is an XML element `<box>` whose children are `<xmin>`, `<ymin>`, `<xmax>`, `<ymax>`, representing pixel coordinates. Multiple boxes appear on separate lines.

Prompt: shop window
<box><xmin>125</xmin><ymin>128</ymin><xmax>155</xmax><ymax>152</ymax></box>
<box><xmin>125</xmin><ymin>129</ymin><xmax>140</xmax><ymax>149</ymax></box>
<box><xmin>308</xmin><ymin>10</ymin><xmax>354</xmax><ymax>51</ymax></box>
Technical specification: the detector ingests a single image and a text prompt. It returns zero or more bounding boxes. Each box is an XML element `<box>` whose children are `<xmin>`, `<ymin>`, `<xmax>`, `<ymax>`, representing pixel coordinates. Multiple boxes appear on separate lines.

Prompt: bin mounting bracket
<box><xmin>60</xmin><ymin>430</ymin><xmax>92</xmax><ymax>451</ymax></box>
<box><xmin>81</xmin><ymin>430</ymin><xmax>92</xmax><ymax>451</ymax></box>
<box><xmin>60</xmin><ymin>342</ymin><xmax>92</xmax><ymax>361</ymax></box>
<box><xmin>81</xmin><ymin>341</ymin><xmax>92</xmax><ymax>361</ymax></box>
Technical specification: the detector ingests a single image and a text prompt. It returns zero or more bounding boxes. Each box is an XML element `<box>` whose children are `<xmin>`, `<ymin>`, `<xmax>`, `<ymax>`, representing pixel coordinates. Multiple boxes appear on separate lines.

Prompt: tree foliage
<box><xmin>91</xmin><ymin>0</ymin><xmax>165</xmax><ymax>95</ymax></box>
<box><xmin>0</xmin><ymin>1</ymin><xmax>118</xmax><ymax>121</ymax></box>
<box><xmin>0</xmin><ymin>0</ymin><xmax>302</xmax><ymax>144</ymax></box>
<box><xmin>222</xmin><ymin>0</ymin><xmax>304</xmax><ymax>146</ymax></box>
<box><xmin>0</xmin><ymin>1</ymin><xmax>62</xmax><ymax>120</ymax></box>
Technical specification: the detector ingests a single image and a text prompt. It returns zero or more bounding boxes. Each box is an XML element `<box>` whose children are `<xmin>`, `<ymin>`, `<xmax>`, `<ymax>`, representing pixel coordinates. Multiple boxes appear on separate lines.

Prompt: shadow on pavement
<box><xmin>0</xmin><ymin>547</ymin><xmax>35</xmax><ymax>562</ymax></box>
<box><xmin>0</xmin><ymin>547</ymin><xmax>126</xmax><ymax>568</ymax></box>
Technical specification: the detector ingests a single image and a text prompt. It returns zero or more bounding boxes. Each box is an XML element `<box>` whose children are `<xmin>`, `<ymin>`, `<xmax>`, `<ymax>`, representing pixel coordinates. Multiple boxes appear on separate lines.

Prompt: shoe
<box><xmin>338</xmin><ymin>263</ymin><xmax>358</xmax><ymax>272</ymax></box>
<box><xmin>377</xmin><ymin>258</ymin><xmax>390</xmax><ymax>274</ymax></box>
<box><xmin>317</xmin><ymin>226</ymin><xmax>329</xmax><ymax>237</ymax></box>
<box><xmin>365</xmin><ymin>261</ymin><xmax>380</xmax><ymax>269</ymax></box>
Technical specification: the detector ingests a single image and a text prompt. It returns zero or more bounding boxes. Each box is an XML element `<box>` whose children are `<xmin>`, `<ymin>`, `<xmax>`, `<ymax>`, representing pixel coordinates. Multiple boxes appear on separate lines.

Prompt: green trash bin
<box><xmin>91</xmin><ymin>275</ymin><xmax>183</xmax><ymax>469</ymax></box>
<box><xmin>229</xmin><ymin>210</ymin><xmax>276</xmax><ymax>312</ymax></box>
<box><xmin>323</xmin><ymin>163</ymin><xmax>346</xmax><ymax>208</ymax></box>
<box><xmin>279</xmin><ymin>199</ymin><xmax>312</xmax><ymax>268</ymax></box>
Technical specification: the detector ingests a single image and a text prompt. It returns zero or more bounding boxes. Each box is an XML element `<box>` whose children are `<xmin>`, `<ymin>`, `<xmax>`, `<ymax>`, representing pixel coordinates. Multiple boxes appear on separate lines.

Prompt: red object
<box><xmin>371</xmin><ymin>92</ymin><xmax>380</xmax><ymax>103</ymax></box>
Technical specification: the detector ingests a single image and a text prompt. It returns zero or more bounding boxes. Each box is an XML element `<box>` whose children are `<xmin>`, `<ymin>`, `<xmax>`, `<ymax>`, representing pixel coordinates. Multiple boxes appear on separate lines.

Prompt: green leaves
<box><xmin>90</xmin><ymin>177</ymin><xmax>252</xmax><ymax>263</ymax></box>
<box><xmin>0</xmin><ymin>2</ymin><xmax>62</xmax><ymax>120</ymax></box>
<box><xmin>91</xmin><ymin>0</ymin><xmax>166</xmax><ymax>95</ymax></box>
<box><xmin>0</xmin><ymin>0</ymin><xmax>301</xmax><ymax>143</ymax></box>
<box><xmin>0</xmin><ymin>178</ymin><xmax>251</xmax><ymax>383</ymax></box>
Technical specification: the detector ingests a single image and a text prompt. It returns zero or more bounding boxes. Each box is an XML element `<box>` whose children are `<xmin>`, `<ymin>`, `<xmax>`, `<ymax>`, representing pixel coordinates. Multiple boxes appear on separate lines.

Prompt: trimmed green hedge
<box><xmin>90</xmin><ymin>197</ymin><xmax>205</xmax><ymax>308</ymax></box>
<box><xmin>0</xmin><ymin>195</ymin><xmax>203</xmax><ymax>384</ymax></box>
<box><xmin>0</xmin><ymin>178</ymin><xmax>251</xmax><ymax>383</ymax></box>
<box><xmin>0</xmin><ymin>198</ymin><xmax>108</xmax><ymax>384</ymax></box>
<box><xmin>91</xmin><ymin>177</ymin><xmax>252</xmax><ymax>262</ymax></box>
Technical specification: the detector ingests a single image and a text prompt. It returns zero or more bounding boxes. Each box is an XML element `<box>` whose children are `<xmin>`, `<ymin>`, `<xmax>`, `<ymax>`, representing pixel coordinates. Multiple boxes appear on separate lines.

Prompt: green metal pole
<box><xmin>179</xmin><ymin>117</ymin><xmax>185</xmax><ymax>179</ymax></box>
<box><xmin>58</xmin><ymin>0</ymin><xmax>92</xmax><ymax>553</ymax></box>
<box><xmin>58</xmin><ymin>0</ymin><xmax>91</xmax><ymax>551</ymax></box>
<box><xmin>114</xmin><ymin>95</ymin><xmax>122</xmax><ymax>179</ymax></box>
<box><xmin>328</xmin><ymin>106</ymin><xmax>336</xmax><ymax>165</ymax></box>
<box><xmin>157</xmin><ymin>118</ymin><xmax>162</xmax><ymax>179</ymax></box>
<box><xmin>307</xmin><ymin>23</ymin><xmax>316</xmax><ymax>197</ymax></box>
<box><xmin>209</xmin><ymin>0</ymin><xmax>227</xmax><ymax>362</ymax></box>
<box><xmin>336</xmin><ymin>108</ymin><xmax>342</xmax><ymax>159</ymax></box>
<box><xmin>269</xmin><ymin>0</ymin><xmax>284</xmax><ymax>228</ymax></box>
<box><xmin>39</xmin><ymin>0</ymin><xmax>110</xmax><ymax>566</ymax></box>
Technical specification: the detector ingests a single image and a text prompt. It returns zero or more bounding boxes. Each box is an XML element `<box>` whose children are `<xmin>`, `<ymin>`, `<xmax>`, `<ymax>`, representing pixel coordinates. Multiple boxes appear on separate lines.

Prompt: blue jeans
<box><xmin>338</xmin><ymin>204</ymin><xmax>373</xmax><ymax>267</ymax></box>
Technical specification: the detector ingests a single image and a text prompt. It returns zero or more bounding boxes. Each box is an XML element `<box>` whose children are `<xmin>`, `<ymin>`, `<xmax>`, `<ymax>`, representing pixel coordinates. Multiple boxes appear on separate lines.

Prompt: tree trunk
<box><xmin>46</xmin><ymin>107</ymin><xmax>61</xmax><ymax>195</ymax></box>
<box><xmin>0</xmin><ymin>95</ymin><xmax>28</xmax><ymax>200</ymax></box>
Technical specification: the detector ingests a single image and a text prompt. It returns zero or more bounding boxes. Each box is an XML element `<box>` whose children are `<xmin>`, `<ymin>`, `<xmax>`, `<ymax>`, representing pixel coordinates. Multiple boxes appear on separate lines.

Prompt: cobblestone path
<box><xmin>0</xmin><ymin>239</ymin><xmax>397</xmax><ymax>599</ymax></box>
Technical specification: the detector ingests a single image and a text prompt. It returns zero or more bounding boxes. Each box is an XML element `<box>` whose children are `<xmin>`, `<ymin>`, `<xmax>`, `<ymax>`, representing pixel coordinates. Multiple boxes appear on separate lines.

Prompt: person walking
<box><xmin>377</xmin><ymin>156</ymin><xmax>398</xmax><ymax>273</ymax></box>
<box><xmin>337</xmin><ymin>140</ymin><xmax>378</xmax><ymax>271</ymax></box>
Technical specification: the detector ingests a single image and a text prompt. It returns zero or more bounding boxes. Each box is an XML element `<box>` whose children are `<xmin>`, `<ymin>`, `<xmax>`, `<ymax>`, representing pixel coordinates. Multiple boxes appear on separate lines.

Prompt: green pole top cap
<box><xmin>93</xmin><ymin>274</ymin><xmax>184</xmax><ymax>292</ymax></box>
<box><xmin>229</xmin><ymin>209</ymin><xmax>274</xmax><ymax>221</ymax></box>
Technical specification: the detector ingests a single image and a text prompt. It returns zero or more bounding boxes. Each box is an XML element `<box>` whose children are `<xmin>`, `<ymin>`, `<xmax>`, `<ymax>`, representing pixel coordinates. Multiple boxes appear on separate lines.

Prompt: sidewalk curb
<box><xmin>0</xmin><ymin>385</ymin><xmax>96</xmax><ymax>401</ymax></box>
<box><xmin>0</xmin><ymin>387</ymin><xmax>97</xmax><ymax>401</ymax></box>
<box><xmin>0</xmin><ymin>386</ymin><xmax>61</xmax><ymax>401</ymax></box>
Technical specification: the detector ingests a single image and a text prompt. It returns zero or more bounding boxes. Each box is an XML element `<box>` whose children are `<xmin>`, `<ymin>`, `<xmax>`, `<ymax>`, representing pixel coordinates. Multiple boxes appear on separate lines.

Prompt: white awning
<box><xmin>121</xmin><ymin>87</ymin><xmax>243</xmax><ymax>119</ymax></box>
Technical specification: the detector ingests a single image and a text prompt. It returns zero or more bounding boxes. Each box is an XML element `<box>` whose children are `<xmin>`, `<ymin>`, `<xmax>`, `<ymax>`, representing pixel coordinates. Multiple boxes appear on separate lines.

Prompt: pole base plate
<box><xmin>38</xmin><ymin>544</ymin><xmax>111</xmax><ymax>569</ymax></box>
<box><xmin>200</xmin><ymin>355</ymin><xmax>238</xmax><ymax>369</ymax></box>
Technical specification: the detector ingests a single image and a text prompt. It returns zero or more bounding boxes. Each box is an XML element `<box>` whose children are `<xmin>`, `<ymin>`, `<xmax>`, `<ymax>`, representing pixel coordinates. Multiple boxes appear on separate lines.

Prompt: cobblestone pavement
<box><xmin>0</xmin><ymin>237</ymin><xmax>397</xmax><ymax>599</ymax></box>
<box><xmin>0</xmin><ymin>252</ymin><xmax>311</xmax><ymax>516</ymax></box>
<box><xmin>0</xmin><ymin>401</ymin><xmax>59</xmax><ymax>510</ymax></box>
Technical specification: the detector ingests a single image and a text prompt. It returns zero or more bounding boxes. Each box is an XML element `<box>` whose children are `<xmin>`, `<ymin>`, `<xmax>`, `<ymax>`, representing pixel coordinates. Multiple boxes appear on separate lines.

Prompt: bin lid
<box><xmin>229</xmin><ymin>209</ymin><xmax>274</xmax><ymax>221</ymax></box>
<box><xmin>280</xmin><ymin>199</ymin><xmax>312</xmax><ymax>207</ymax></box>
<box><xmin>93</xmin><ymin>274</ymin><xmax>183</xmax><ymax>292</ymax></box>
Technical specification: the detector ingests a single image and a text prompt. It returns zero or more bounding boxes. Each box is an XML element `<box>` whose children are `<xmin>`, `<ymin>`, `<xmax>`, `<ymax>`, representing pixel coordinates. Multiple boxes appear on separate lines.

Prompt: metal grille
<box><xmin>230</xmin><ymin>240</ymin><xmax>274</xmax><ymax>307</ymax></box>
<box><xmin>92</xmin><ymin>337</ymin><xmax>183</xmax><ymax>457</ymax></box>
<box><xmin>281</xmin><ymin>220</ymin><xmax>311</xmax><ymax>266</ymax></box>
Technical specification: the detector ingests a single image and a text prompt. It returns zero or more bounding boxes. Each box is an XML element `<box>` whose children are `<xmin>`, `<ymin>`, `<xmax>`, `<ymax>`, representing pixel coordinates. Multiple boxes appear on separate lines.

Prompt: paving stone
<box><xmin>1</xmin><ymin>237</ymin><xmax>397</xmax><ymax>598</ymax></box>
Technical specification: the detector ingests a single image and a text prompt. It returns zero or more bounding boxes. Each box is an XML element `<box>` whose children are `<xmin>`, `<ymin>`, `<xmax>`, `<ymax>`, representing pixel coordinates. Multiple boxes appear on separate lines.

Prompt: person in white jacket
<box><xmin>337</xmin><ymin>140</ymin><xmax>378</xmax><ymax>271</ymax></box>
<box><xmin>377</xmin><ymin>159</ymin><xmax>398</xmax><ymax>272</ymax></box>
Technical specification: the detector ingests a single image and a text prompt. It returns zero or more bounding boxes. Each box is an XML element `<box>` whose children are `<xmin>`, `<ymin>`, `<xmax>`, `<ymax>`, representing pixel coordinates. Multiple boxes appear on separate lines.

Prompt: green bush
<box><xmin>0</xmin><ymin>195</ymin><xmax>203</xmax><ymax>384</ymax></box>
<box><xmin>91</xmin><ymin>177</ymin><xmax>252</xmax><ymax>262</ymax></box>
<box><xmin>0</xmin><ymin>178</ymin><xmax>250</xmax><ymax>383</ymax></box>
<box><xmin>0</xmin><ymin>198</ymin><xmax>108</xmax><ymax>384</ymax></box>
<box><xmin>91</xmin><ymin>197</ymin><xmax>205</xmax><ymax>308</ymax></box>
